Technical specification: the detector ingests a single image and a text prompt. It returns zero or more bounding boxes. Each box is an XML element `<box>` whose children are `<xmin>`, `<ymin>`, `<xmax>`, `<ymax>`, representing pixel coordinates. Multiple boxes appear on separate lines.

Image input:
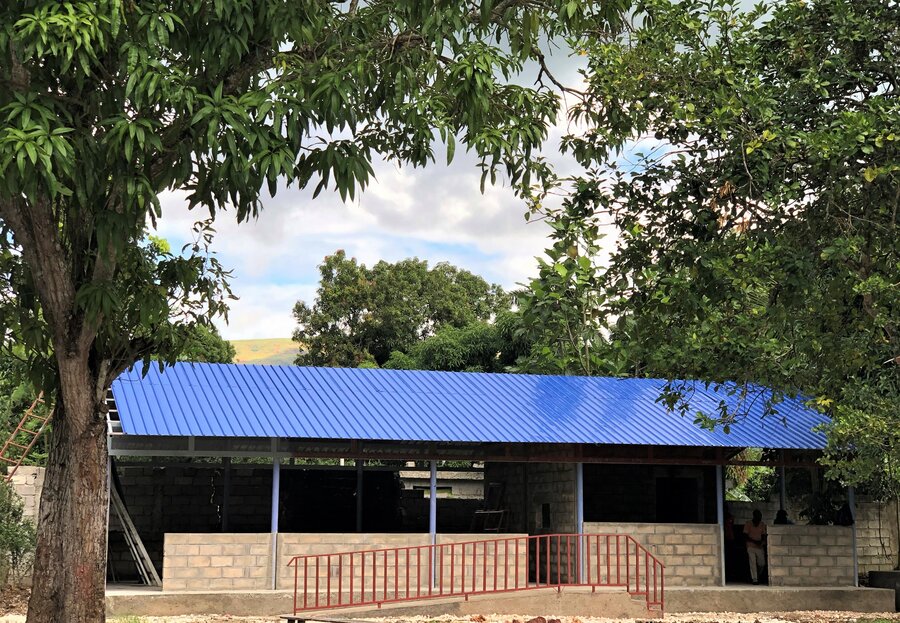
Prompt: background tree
<box><xmin>0</xmin><ymin>1</ymin><xmax>628</xmax><ymax>620</ymax></box>
<box><xmin>294</xmin><ymin>250</ymin><xmax>512</xmax><ymax>366</ymax></box>
<box><xmin>382</xmin><ymin>311</ymin><xmax>532</xmax><ymax>372</ymax></box>
<box><xmin>517</xmin><ymin>181</ymin><xmax>614</xmax><ymax>376</ymax></box>
<box><xmin>522</xmin><ymin>0</ymin><xmax>899</xmax><ymax>523</ymax></box>
<box><xmin>176</xmin><ymin>324</ymin><xmax>236</xmax><ymax>364</ymax></box>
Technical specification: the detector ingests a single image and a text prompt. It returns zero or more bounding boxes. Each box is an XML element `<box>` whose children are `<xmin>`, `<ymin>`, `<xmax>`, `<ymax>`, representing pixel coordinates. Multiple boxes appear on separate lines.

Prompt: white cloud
<box><xmin>150</xmin><ymin>50</ymin><xmax>607</xmax><ymax>341</ymax></box>
<box><xmin>153</xmin><ymin>153</ymin><xmax>557</xmax><ymax>340</ymax></box>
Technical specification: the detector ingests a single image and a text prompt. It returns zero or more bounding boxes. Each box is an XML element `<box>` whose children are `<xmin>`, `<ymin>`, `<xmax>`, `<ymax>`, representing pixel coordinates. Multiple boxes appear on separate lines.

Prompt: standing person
<box><xmin>774</xmin><ymin>509</ymin><xmax>793</xmax><ymax>525</ymax></box>
<box><xmin>743</xmin><ymin>509</ymin><xmax>767</xmax><ymax>584</ymax></box>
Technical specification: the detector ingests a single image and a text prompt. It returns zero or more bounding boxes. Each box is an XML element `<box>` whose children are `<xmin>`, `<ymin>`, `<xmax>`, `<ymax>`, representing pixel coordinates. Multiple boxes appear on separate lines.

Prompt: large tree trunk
<box><xmin>26</xmin><ymin>359</ymin><xmax>109</xmax><ymax>623</ymax></box>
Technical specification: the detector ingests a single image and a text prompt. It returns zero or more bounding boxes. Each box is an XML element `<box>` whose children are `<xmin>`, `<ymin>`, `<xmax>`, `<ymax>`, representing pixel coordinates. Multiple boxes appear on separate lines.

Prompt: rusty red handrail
<box><xmin>287</xmin><ymin>533</ymin><xmax>664</xmax><ymax>615</ymax></box>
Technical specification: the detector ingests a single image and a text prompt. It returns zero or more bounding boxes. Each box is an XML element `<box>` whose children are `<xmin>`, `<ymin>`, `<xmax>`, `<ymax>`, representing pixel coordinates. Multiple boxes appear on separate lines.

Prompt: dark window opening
<box><xmin>655</xmin><ymin>477</ymin><xmax>699</xmax><ymax>523</ymax></box>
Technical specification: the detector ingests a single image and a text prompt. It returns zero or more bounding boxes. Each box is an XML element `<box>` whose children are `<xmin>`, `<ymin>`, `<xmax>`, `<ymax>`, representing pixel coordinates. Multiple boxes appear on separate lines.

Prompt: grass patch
<box><xmin>231</xmin><ymin>337</ymin><xmax>299</xmax><ymax>365</ymax></box>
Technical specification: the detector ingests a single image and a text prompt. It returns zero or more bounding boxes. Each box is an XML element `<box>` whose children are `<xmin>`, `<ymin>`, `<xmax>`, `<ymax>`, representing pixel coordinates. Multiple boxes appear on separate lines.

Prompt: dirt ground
<box><xmin>2</xmin><ymin>612</ymin><xmax>899</xmax><ymax>623</ymax></box>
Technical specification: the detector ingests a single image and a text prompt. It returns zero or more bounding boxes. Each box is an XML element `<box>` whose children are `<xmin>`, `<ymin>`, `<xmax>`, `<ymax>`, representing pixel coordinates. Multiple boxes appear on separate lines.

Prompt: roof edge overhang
<box><xmin>108</xmin><ymin>434</ymin><xmax>822</xmax><ymax>467</ymax></box>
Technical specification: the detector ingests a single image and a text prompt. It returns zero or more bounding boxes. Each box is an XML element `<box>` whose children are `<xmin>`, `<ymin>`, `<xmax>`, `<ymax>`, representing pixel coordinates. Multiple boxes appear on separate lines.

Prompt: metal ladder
<box><xmin>0</xmin><ymin>392</ymin><xmax>48</xmax><ymax>482</ymax></box>
<box><xmin>109</xmin><ymin>459</ymin><xmax>161</xmax><ymax>587</ymax></box>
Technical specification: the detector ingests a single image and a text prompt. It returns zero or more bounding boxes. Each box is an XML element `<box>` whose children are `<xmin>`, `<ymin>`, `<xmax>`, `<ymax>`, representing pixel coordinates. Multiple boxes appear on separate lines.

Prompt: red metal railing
<box><xmin>287</xmin><ymin>533</ymin><xmax>664</xmax><ymax>615</ymax></box>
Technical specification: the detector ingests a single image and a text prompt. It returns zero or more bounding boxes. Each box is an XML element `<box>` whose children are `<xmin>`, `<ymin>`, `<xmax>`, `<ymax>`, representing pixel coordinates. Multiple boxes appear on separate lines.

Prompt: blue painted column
<box><xmin>430</xmin><ymin>460</ymin><xmax>437</xmax><ymax>587</ymax></box>
<box><xmin>356</xmin><ymin>459</ymin><xmax>364</xmax><ymax>532</ymax></box>
<box><xmin>716</xmin><ymin>465</ymin><xmax>725</xmax><ymax>587</ymax></box>
<box><xmin>271</xmin><ymin>456</ymin><xmax>281</xmax><ymax>590</ymax></box>
<box><xmin>576</xmin><ymin>462</ymin><xmax>584</xmax><ymax>582</ymax></box>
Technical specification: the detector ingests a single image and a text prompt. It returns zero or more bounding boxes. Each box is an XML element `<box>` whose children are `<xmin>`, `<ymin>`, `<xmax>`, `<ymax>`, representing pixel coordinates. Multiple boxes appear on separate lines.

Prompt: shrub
<box><xmin>0</xmin><ymin>481</ymin><xmax>36</xmax><ymax>585</ymax></box>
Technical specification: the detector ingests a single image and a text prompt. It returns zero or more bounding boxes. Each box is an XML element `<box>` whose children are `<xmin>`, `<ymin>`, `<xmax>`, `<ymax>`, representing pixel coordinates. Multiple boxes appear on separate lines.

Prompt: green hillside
<box><xmin>230</xmin><ymin>338</ymin><xmax>299</xmax><ymax>365</ymax></box>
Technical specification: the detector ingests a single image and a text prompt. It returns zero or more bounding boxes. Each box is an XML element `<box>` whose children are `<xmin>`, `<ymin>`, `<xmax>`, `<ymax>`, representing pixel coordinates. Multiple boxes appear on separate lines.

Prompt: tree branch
<box><xmin>0</xmin><ymin>195</ymin><xmax>77</xmax><ymax>353</ymax></box>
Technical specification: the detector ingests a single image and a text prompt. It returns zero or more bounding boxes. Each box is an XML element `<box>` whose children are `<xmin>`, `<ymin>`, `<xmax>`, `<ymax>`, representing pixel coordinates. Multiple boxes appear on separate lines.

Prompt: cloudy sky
<box><xmin>155</xmin><ymin>49</ymin><xmax>596</xmax><ymax>341</ymax></box>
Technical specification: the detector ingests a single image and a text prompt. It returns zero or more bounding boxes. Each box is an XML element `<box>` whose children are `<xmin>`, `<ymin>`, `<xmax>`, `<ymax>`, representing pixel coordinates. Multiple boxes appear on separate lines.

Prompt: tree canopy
<box><xmin>0</xmin><ymin>1</ymin><xmax>629</xmax><ymax>619</ymax></box>
<box><xmin>522</xmin><ymin>0</ymin><xmax>900</xmax><ymax>491</ymax></box>
<box><xmin>382</xmin><ymin>311</ymin><xmax>531</xmax><ymax>372</ymax></box>
<box><xmin>293</xmin><ymin>250</ymin><xmax>511</xmax><ymax>367</ymax></box>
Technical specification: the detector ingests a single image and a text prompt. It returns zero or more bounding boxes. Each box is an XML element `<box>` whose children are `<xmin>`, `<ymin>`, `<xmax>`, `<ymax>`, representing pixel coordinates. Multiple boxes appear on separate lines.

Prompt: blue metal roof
<box><xmin>110</xmin><ymin>363</ymin><xmax>828</xmax><ymax>449</ymax></box>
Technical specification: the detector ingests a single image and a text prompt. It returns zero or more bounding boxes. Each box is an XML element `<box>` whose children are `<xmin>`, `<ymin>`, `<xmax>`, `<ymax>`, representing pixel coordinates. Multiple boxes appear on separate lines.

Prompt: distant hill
<box><xmin>230</xmin><ymin>338</ymin><xmax>299</xmax><ymax>366</ymax></box>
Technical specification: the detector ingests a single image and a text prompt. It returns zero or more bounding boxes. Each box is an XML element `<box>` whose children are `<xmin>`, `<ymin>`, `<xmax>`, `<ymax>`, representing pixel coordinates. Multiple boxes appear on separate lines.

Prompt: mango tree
<box><xmin>0</xmin><ymin>1</ymin><xmax>625</xmax><ymax>620</ymax></box>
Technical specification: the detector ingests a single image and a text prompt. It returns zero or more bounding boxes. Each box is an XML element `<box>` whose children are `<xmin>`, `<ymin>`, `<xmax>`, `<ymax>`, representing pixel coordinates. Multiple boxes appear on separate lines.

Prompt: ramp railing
<box><xmin>287</xmin><ymin>533</ymin><xmax>664</xmax><ymax>615</ymax></box>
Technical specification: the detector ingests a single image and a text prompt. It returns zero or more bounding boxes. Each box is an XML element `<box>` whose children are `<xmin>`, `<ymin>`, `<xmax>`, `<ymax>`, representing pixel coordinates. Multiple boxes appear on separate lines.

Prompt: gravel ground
<box><xmin>3</xmin><ymin>612</ymin><xmax>899</xmax><ymax>623</ymax></box>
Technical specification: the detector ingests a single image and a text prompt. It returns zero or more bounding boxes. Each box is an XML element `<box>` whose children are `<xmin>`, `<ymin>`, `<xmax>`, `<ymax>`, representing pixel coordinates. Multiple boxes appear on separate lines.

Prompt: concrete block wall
<box><xmin>731</xmin><ymin>499</ymin><xmax>898</xmax><ymax>574</ymax></box>
<box><xmin>854</xmin><ymin>500</ymin><xmax>898</xmax><ymax>573</ymax></box>
<box><xmin>163</xmin><ymin>533</ymin><xmax>273</xmax><ymax>591</ymax></box>
<box><xmin>434</xmin><ymin>533</ymin><xmax>529</xmax><ymax>594</ymax></box>
<box><xmin>109</xmin><ymin>464</ymin><xmax>270</xmax><ymax>579</ymax></box>
<box><xmin>9</xmin><ymin>466</ymin><xmax>44</xmax><ymax>522</ymax></box>
<box><xmin>276</xmin><ymin>533</ymin><xmax>430</xmax><ymax>591</ymax></box>
<box><xmin>729</xmin><ymin>500</ymin><xmax>801</xmax><ymax>526</ymax></box>
<box><xmin>165</xmin><ymin>532</ymin><xmax>528</xmax><ymax>593</ymax></box>
<box><xmin>767</xmin><ymin>525</ymin><xmax>855</xmax><ymax>586</ymax></box>
<box><xmin>277</xmin><ymin>533</ymin><xmax>528</xmax><ymax>593</ymax></box>
<box><xmin>584</xmin><ymin>522</ymin><xmax>722</xmax><ymax>587</ymax></box>
<box><xmin>484</xmin><ymin>462</ymin><xmax>576</xmax><ymax>534</ymax></box>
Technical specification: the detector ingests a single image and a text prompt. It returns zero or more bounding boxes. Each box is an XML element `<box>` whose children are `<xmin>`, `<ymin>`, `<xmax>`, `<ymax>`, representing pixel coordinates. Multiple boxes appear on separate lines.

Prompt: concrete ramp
<box><xmin>106</xmin><ymin>585</ymin><xmax>896</xmax><ymax>619</ymax></box>
<box><xmin>107</xmin><ymin>587</ymin><xmax>646</xmax><ymax>619</ymax></box>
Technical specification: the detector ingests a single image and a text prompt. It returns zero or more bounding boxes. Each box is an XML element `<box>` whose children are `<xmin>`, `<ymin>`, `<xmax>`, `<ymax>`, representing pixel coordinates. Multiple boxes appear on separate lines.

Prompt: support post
<box><xmin>779</xmin><ymin>460</ymin><xmax>787</xmax><ymax>510</ymax></box>
<box><xmin>430</xmin><ymin>460</ymin><xmax>437</xmax><ymax>588</ymax></box>
<box><xmin>848</xmin><ymin>486</ymin><xmax>859</xmax><ymax>587</ymax></box>
<box><xmin>575</xmin><ymin>462</ymin><xmax>584</xmax><ymax>583</ymax></box>
<box><xmin>716</xmin><ymin>464</ymin><xmax>726</xmax><ymax>587</ymax></box>
<box><xmin>105</xmin><ymin>454</ymin><xmax>111</xmax><ymax>587</ymax></box>
<box><xmin>271</xmin><ymin>455</ymin><xmax>281</xmax><ymax>590</ymax></box>
<box><xmin>356</xmin><ymin>459</ymin><xmax>364</xmax><ymax>533</ymax></box>
<box><xmin>222</xmin><ymin>456</ymin><xmax>231</xmax><ymax>532</ymax></box>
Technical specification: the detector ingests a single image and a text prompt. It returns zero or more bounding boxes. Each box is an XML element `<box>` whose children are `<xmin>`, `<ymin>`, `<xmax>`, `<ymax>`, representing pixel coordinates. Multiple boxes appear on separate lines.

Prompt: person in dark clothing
<box><xmin>774</xmin><ymin>509</ymin><xmax>793</xmax><ymax>525</ymax></box>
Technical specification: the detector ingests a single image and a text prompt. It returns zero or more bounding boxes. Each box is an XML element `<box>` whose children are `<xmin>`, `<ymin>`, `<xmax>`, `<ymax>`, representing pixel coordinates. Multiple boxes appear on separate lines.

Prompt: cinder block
<box><xmin>199</xmin><ymin>566</ymin><xmax>224</xmax><ymax>579</ymax></box>
<box><xmin>199</xmin><ymin>544</ymin><xmax>224</xmax><ymax>555</ymax></box>
<box><xmin>683</xmin><ymin>534</ymin><xmax>703</xmax><ymax>545</ymax></box>
<box><xmin>169</xmin><ymin>566</ymin><xmax>202</xmax><ymax>579</ymax></box>
<box><xmin>232</xmin><ymin>577</ymin><xmax>265</xmax><ymax>589</ymax></box>
<box><xmin>174</xmin><ymin>544</ymin><xmax>200</xmax><ymax>556</ymax></box>
<box><xmin>222</xmin><ymin>566</ymin><xmax>246</xmax><ymax>578</ymax></box>
<box><xmin>827</xmin><ymin>546</ymin><xmax>851</xmax><ymax>556</ymax></box>
<box><xmin>162</xmin><ymin>579</ymin><xmax>188</xmax><ymax>591</ymax></box>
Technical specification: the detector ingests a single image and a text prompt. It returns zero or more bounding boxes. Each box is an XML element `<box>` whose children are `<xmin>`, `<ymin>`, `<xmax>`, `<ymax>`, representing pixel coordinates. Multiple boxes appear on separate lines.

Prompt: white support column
<box><xmin>575</xmin><ymin>462</ymin><xmax>584</xmax><ymax>583</ymax></box>
<box><xmin>430</xmin><ymin>460</ymin><xmax>437</xmax><ymax>588</ymax></box>
<box><xmin>270</xmin><ymin>455</ymin><xmax>281</xmax><ymax>590</ymax></box>
<box><xmin>716</xmin><ymin>465</ymin><xmax>726</xmax><ymax>587</ymax></box>
<box><xmin>356</xmin><ymin>459</ymin><xmax>364</xmax><ymax>533</ymax></box>
<box><xmin>849</xmin><ymin>486</ymin><xmax>859</xmax><ymax>586</ymax></box>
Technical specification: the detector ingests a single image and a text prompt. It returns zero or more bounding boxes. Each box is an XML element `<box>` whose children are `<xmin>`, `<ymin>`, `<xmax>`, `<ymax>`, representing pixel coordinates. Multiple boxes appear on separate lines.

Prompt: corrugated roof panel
<box><xmin>111</xmin><ymin>363</ymin><xmax>828</xmax><ymax>449</ymax></box>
